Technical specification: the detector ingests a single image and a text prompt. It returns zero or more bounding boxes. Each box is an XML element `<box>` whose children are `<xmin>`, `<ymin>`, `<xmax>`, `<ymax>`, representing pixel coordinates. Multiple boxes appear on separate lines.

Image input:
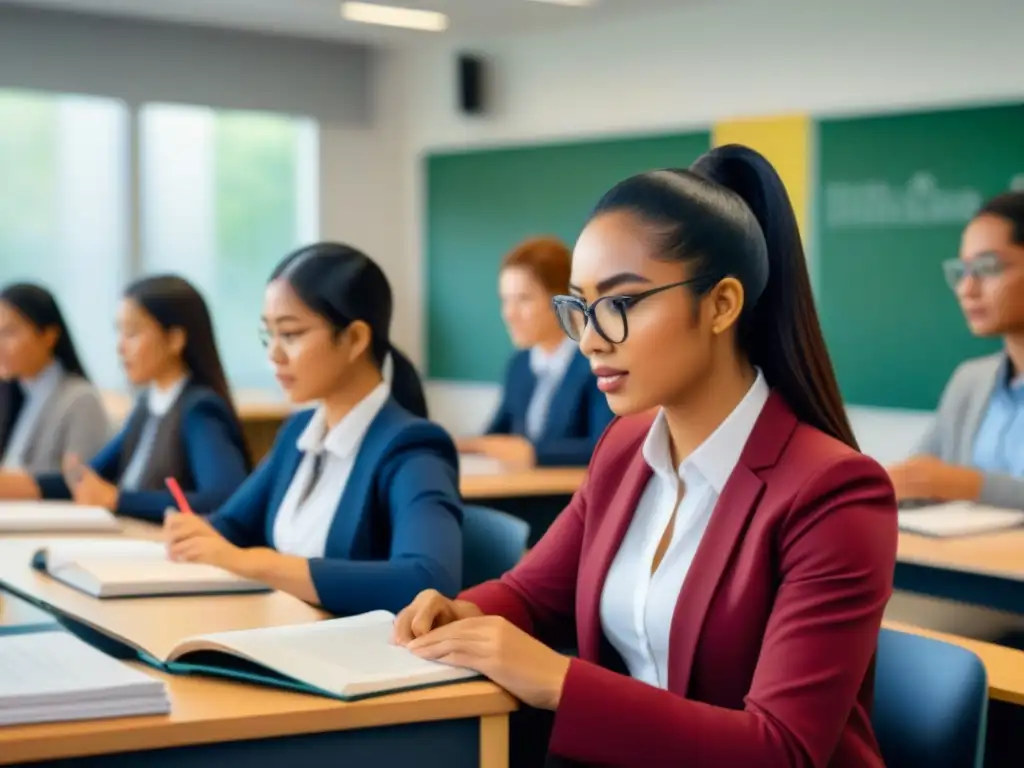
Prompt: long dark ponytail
<box><xmin>591</xmin><ymin>144</ymin><xmax>857</xmax><ymax>450</ymax></box>
<box><xmin>0</xmin><ymin>283</ymin><xmax>91</xmax><ymax>457</ymax></box>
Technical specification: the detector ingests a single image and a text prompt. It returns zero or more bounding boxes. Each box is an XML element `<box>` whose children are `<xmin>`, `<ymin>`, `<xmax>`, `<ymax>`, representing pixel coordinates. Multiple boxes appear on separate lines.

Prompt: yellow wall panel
<box><xmin>712</xmin><ymin>115</ymin><xmax>812</xmax><ymax>241</ymax></box>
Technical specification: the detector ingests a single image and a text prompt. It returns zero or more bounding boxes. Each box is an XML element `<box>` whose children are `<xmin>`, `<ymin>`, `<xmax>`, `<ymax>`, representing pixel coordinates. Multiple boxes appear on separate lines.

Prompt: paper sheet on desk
<box><xmin>897</xmin><ymin>501</ymin><xmax>1024</xmax><ymax>537</ymax></box>
<box><xmin>458</xmin><ymin>454</ymin><xmax>506</xmax><ymax>476</ymax></box>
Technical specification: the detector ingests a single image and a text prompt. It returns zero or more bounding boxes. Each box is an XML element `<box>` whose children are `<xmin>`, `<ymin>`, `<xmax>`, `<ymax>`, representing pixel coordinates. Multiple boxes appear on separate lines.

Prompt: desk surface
<box><xmin>897</xmin><ymin>529</ymin><xmax>1024</xmax><ymax>582</ymax></box>
<box><xmin>0</xmin><ymin>661</ymin><xmax>515</xmax><ymax>765</ymax></box>
<box><xmin>461</xmin><ymin>467</ymin><xmax>584</xmax><ymax>500</ymax></box>
<box><xmin>102</xmin><ymin>390</ymin><xmax>297</xmax><ymax>423</ymax></box>
<box><xmin>883</xmin><ymin>620</ymin><xmax>1024</xmax><ymax>706</ymax></box>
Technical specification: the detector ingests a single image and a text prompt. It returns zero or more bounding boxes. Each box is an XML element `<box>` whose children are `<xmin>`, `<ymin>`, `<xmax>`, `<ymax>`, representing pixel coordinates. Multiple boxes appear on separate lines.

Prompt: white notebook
<box><xmin>155</xmin><ymin>609</ymin><xmax>479</xmax><ymax>700</ymax></box>
<box><xmin>0</xmin><ymin>502</ymin><xmax>120</xmax><ymax>533</ymax></box>
<box><xmin>898</xmin><ymin>501</ymin><xmax>1024</xmax><ymax>538</ymax></box>
<box><xmin>458</xmin><ymin>454</ymin><xmax>506</xmax><ymax>476</ymax></box>
<box><xmin>32</xmin><ymin>538</ymin><xmax>271</xmax><ymax>598</ymax></box>
<box><xmin>0</xmin><ymin>631</ymin><xmax>169</xmax><ymax>726</ymax></box>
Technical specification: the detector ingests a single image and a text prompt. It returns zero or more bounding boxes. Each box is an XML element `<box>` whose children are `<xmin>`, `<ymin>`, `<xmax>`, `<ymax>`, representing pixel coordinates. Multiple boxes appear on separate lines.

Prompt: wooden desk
<box><xmin>884</xmin><ymin>620</ymin><xmax>1024</xmax><ymax>707</ymax></box>
<box><xmin>0</xmin><ymin>660</ymin><xmax>514</xmax><ymax>767</ymax></box>
<box><xmin>461</xmin><ymin>467</ymin><xmax>585</xmax><ymax>500</ymax></box>
<box><xmin>898</xmin><ymin>530</ymin><xmax>1024</xmax><ymax>581</ymax></box>
<box><xmin>896</xmin><ymin>530</ymin><xmax>1024</xmax><ymax>614</ymax></box>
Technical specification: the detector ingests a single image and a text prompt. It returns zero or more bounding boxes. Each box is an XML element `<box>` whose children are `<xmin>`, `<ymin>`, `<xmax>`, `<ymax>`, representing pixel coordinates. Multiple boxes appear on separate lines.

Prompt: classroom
<box><xmin>1</xmin><ymin>0</ymin><xmax>1023</xmax><ymax>765</ymax></box>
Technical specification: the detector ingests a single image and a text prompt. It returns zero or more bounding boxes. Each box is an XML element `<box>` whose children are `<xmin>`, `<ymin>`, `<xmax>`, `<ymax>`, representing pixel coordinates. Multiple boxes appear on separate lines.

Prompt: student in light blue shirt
<box><xmin>888</xmin><ymin>191</ymin><xmax>1024</xmax><ymax>509</ymax></box>
<box><xmin>458</xmin><ymin>236</ymin><xmax>613</xmax><ymax>467</ymax></box>
<box><xmin>163</xmin><ymin>243</ymin><xmax>462</xmax><ymax>616</ymax></box>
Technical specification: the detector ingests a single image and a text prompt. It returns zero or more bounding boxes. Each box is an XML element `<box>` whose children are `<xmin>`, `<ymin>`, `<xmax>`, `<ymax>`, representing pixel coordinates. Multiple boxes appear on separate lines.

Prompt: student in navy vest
<box><xmin>0</xmin><ymin>275</ymin><xmax>251</xmax><ymax>521</ymax></box>
<box><xmin>162</xmin><ymin>243</ymin><xmax>463</xmax><ymax>616</ymax></box>
<box><xmin>458</xmin><ymin>237</ymin><xmax>613</xmax><ymax>468</ymax></box>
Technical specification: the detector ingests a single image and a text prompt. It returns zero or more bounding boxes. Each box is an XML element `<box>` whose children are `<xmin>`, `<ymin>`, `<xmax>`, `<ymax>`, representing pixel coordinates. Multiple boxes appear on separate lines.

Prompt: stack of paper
<box><xmin>0</xmin><ymin>502</ymin><xmax>120</xmax><ymax>533</ymax></box>
<box><xmin>0</xmin><ymin>631</ymin><xmax>169</xmax><ymax>726</ymax></box>
<box><xmin>898</xmin><ymin>501</ymin><xmax>1024</xmax><ymax>537</ymax></box>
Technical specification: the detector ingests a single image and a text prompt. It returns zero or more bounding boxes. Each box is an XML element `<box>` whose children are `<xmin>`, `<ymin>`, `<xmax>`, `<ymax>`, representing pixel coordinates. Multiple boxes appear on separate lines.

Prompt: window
<box><xmin>0</xmin><ymin>89</ymin><xmax>129</xmax><ymax>390</ymax></box>
<box><xmin>140</xmin><ymin>104</ymin><xmax>318</xmax><ymax>390</ymax></box>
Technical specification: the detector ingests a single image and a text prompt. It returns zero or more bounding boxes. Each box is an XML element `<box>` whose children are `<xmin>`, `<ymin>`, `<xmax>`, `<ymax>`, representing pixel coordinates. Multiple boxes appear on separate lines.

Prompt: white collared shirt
<box><xmin>525</xmin><ymin>338</ymin><xmax>577</xmax><ymax>441</ymax></box>
<box><xmin>119</xmin><ymin>376</ymin><xmax>189</xmax><ymax>491</ymax></box>
<box><xmin>599</xmin><ymin>370</ymin><xmax>769</xmax><ymax>689</ymax></box>
<box><xmin>2</xmin><ymin>361</ymin><xmax>65</xmax><ymax>469</ymax></box>
<box><xmin>272</xmin><ymin>381</ymin><xmax>390</xmax><ymax>559</ymax></box>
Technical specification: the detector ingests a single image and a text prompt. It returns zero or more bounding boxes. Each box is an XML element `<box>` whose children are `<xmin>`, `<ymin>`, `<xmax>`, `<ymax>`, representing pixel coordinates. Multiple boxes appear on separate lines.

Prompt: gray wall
<box><xmin>0</xmin><ymin>3</ymin><xmax>371</xmax><ymax>124</ymax></box>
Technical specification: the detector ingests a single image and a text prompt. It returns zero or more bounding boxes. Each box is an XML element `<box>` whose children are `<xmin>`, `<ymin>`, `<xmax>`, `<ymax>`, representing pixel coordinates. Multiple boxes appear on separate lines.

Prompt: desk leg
<box><xmin>479</xmin><ymin>714</ymin><xmax>509</xmax><ymax>768</ymax></box>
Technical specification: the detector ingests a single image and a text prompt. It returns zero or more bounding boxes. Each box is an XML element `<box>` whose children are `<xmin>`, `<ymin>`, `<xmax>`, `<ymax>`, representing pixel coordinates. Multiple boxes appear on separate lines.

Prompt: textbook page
<box><xmin>169</xmin><ymin>610</ymin><xmax>477</xmax><ymax>697</ymax></box>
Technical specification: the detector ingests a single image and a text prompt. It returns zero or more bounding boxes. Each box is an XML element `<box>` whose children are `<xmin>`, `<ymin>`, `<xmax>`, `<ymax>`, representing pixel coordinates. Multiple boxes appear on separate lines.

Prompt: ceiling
<box><xmin>2</xmin><ymin>0</ymin><xmax>685</xmax><ymax>44</ymax></box>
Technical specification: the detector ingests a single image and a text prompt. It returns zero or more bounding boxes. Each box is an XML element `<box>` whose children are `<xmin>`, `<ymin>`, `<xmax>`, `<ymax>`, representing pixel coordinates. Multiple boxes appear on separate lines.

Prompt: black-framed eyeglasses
<box><xmin>551</xmin><ymin>278</ymin><xmax>705</xmax><ymax>344</ymax></box>
<box><xmin>942</xmin><ymin>253</ymin><xmax>1005</xmax><ymax>290</ymax></box>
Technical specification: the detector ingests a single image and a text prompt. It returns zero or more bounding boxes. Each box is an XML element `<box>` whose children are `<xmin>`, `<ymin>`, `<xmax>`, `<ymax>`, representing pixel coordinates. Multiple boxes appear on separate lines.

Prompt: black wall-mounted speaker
<box><xmin>457</xmin><ymin>53</ymin><xmax>485</xmax><ymax>115</ymax></box>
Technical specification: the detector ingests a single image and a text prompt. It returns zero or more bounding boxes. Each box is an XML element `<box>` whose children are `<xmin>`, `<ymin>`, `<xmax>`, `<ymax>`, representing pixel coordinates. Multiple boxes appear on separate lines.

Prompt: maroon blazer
<box><xmin>460</xmin><ymin>392</ymin><xmax>898</xmax><ymax>767</ymax></box>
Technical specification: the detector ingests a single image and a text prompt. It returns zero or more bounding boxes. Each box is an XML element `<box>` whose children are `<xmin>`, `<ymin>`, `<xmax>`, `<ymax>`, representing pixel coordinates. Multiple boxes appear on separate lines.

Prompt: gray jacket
<box><xmin>15</xmin><ymin>376</ymin><xmax>111</xmax><ymax>474</ymax></box>
<box><xmin>916</xmin><ymin>353</ymin><xmax>1024</xmax><ymax>510</ymax></box>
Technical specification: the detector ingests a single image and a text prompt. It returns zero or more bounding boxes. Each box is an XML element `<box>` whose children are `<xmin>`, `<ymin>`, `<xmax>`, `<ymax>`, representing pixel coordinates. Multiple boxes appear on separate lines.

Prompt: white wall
<box><xmin>404</xmin><ymin>0</ymin><xmax>1024</xmax><ymax>440</ymax></box>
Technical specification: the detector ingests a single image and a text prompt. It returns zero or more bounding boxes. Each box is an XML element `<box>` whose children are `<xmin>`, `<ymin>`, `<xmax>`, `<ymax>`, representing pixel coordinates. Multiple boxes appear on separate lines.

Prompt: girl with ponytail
<box><xmin>393</xmin><ymin>145</ymin><xmax>898</xmax><ymax>767</ymax></box>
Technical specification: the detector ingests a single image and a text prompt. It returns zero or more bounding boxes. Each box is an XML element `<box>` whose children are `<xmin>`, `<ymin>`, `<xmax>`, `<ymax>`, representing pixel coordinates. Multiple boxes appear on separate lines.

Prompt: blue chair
<box><xmin>873</xmin><ymin>627</ymin><xmax>988</xmax><ymax>768</ymax></box>
<box><xmin>461</xmin><ymin>505</ymin><xmax>531</xmax><ymax>589</ymax></box>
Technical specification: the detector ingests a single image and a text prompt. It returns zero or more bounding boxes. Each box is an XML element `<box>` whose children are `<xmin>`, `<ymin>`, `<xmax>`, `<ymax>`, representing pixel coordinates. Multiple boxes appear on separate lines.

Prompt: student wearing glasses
<box><xmin>458</xmin><ymin>236</ymin><xmax>613</xmax><ymax>468</ymax></box>
<box><xmin>887</xmin><ymin>192</ymin><xmax>1024</xmax><ymax>511</ymax></box>
<box><xmin>0</xmin><ymin>276</ymin><xmax>250</xmax><ymax>521</ymax></box>
<box><xmin>394</xmin><ymin>146</ymin><xmax>898</xmax><ymax>767</ymax></box>
<box><xmin>163</xmin><ymin>243</ymin><xmax>462</xmax><ymax>616</ymax></box>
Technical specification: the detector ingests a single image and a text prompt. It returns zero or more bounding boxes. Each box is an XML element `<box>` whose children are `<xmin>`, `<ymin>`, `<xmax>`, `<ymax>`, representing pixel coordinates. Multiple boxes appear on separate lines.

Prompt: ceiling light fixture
<box><xmin>340</xmin><ymin>2</ymin><xmax>449</xmax><ymax>32</ymax></box>
<box><xmin>526</xmin><ymin>0</ymin><xmax>597</xmax><ymax>7</ymax></box>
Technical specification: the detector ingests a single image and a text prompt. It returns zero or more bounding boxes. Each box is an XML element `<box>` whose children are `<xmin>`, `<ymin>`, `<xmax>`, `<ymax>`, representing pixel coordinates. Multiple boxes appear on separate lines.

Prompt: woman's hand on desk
<box><xmin>391</xmin><ymin>589</ymin><xmax>483</xmax><ymax>644</ymax></box>
<box><xmin>457</xmin><ymin>435</ymin><xmax>536</xmax><ymax>469</ymax></box>
<box><xmin>406</xmin><ymin>614</ymin><xmax>570</xmax><ymax>711</ymax></box>
<box><xmin>62</xmin><ymin>455</ymin><xmax>118</xmax><ymax>510</ymax></box>
<box><xmin>888</xmin><ymin>456</ymin><xmax>983</xmax><ymax>502</ymax></box>
<box><xmin>164</xmin><ymin>511</ymin><xmax>245</xmax><ymax>572</ymax></box>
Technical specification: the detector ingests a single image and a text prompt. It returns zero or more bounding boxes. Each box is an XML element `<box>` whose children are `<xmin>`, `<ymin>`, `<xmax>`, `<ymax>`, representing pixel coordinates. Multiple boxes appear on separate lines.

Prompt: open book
<box><xmin>32</xmin><ymin>539</ymin><xmax>270</xmax><ymax>598</ymax></box>
<box><xmin>0</xmin><ymin>630</ymin><xmax>169</xmax><ymax>726</ymax></box>
<box><xmin>0</xmin><ymin>502</ymin><xmax>120</xmax><ymax>533</ymax></box>
<box><xmin>146</xmin><ymin>610</ymin><xmax>478</xmax><ymax>701</ymax></box>
<box><xmin>898</xmin><ymin>501</ymin><xmax>1024</xmax><ymax>538</ymax></box>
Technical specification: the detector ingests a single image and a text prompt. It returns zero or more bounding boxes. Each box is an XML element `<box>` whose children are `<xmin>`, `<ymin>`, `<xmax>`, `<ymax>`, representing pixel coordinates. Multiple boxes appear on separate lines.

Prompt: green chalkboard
<box><xmin>817</xmin><ymin>104</ymin><xmax>1024</xmax><ymax>410</ymax></box>
<box><xmin>426</xmin><ymin>131</ymin><xmax>711</xmax><ymax>381</ymax></box>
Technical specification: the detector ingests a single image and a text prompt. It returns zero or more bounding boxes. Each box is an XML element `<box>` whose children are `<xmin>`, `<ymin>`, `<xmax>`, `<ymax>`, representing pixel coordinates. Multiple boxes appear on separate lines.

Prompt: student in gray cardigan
<box><xmin>888</xmin><ymin>192</ymin><xmax>1024</xmax><ymax>510</ymax></box>
<box><xmin>0</xmin><ymin>284</ymin><xmax>110</xmax><ymax>473</ymax></box>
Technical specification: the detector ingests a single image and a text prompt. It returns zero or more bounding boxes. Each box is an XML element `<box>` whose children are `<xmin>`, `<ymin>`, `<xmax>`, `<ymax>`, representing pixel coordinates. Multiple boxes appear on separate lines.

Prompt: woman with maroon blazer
<box><xmin>393</xmin><ymin>145</ymin><xmax>898</xmax><ymax>767</ymax></box>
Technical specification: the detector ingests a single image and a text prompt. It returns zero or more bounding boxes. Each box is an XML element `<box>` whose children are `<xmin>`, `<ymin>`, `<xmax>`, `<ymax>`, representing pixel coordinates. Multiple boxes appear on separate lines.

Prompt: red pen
<box><xmin>165</xmin><ymin>477</ymin><xmax>194</xmax><ymax>515</ymax></box>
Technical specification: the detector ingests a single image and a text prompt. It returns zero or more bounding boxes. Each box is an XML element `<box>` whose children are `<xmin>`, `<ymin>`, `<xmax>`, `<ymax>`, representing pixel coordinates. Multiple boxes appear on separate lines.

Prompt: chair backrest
<box><xmin>873</xmin><ymin>628</ymin><xmax>988</xmax><ymax>768</ymax></box>
<box><xmin>461</xmin><ymin>505</ymin><xmax>530</xmax><ymax>589</ymax></box>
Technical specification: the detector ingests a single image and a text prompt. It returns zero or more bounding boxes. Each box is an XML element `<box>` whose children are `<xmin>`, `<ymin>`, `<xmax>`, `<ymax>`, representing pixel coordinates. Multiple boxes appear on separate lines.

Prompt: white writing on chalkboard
<box><xmin>825</xmin><ymin>173</ymin><xmax>982</xmax><ymax>229</ymax></box>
